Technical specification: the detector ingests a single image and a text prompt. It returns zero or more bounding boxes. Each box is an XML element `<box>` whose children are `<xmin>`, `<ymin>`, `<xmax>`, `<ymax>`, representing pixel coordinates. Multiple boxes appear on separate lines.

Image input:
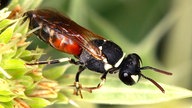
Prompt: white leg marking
<box><xmin>103</xmin><ymin>58</ymin><xmax>108</xmax><ymax>63</ymax></box>
<box><xmin>58</xmin><ymin>58</ymin><xmax>71</xmax><ymax>62</ymax></box>
<box><xmin>99</xmin><ymin>46</ymin><xmax>102</xmax><ymax>50</ymax></box>
<box><xmin>104</xmin><ymin>63</ymin><xmax>113</xmax><ymax>71</ymax></box>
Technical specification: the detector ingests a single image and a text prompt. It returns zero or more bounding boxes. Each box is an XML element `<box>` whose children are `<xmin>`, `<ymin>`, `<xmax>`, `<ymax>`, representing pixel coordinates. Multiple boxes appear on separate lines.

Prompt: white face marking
<box><xmin>131</xmin><ymin>75</ymin><xmax>139</xmax><ymax>83</ymax></box>
<box><xmin>104</xmin><ymin>63</ymin><xmax>113</xmax><ymax>71</ymax></box>
<box><xmin>114</xmin><ymin>53</ymin><xmax>126</xmax><ymax>67</ymax></box>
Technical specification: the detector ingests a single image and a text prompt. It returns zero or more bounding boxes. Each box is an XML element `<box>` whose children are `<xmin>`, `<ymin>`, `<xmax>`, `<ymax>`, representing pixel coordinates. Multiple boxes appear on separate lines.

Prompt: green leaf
<box><xmin>54</xmin><ymin>93</ymin><xmax>69</xmax><ymax>104</ymax></box>
<box><xmin>1</xmin><ymin>46</ymin><xmax>17</xmax><ymax>60</ymax></box>
<box><xmin>18</xmin><ymin>50</ymin><xmax>33</xmax><ymax>61</ymax></box>
<box><xmin>0</xmin><ymin>104</ymin><xmax>4</xmax><ymax>108</ymax></box>
<box><xmin>0</xmin><ymin>83</ymin><xmax>14</xmax><ymax>102</ymax></box>
<box><xmin>43</xmin><ymin>64</ymin><xmax>71</xmax><ymax>80</ymax></box>
<box><xmin>0</xmin><ymin>102</ymin><xmax>14</xmax><ymax>108</ymax></box>
<box><xmin>15</xmin><ymin>18</ymin><xmax>29</xmax><ymax>35</ymax></box>
<box><xmin>13</xmin><ymin>42</ymin><xmax>30</xmax><ymax>59</ymax></box>
<box><xmin>0</xmin><ymin>95</ymin><xmax>14</xmax><ymax>102</ymax></box>
<box><xmin>25</xmin><ymin>97</ymin><xmax>51</xmax><ymax>108</ymax></box>
<box><xmin>17</xmin><ymin>76</ymin><xmax>34</xmax><ymax>89</ymax></box>
<box><xmin>0</xmin><ymin>79</ymin><xmax>11</xmax><ymax>90</ymax></box>
<box><xmin>19</xmin><ymin>48</ymin><xmax>43</xmax><ymax>62</ymax></box>
<box><xmin>61</xmin><ymin>74</ymin><xmax>192</xmax><ymax>105</ymax></box>
<box><xmin>0</xmin><ymin>22</ymin><xmax>17</xmax><ymax>43</ymax></box>
<box><xmin>0</xmin><ymin>38</ymin><xmax>19</xmax><ymax>55</ymax></box>
<box><xmin>0</xmin><ymin>19</ymin><xmax>16</xmax><ymax>31</ymax></box>
<box><xmin>1</xmin><ymin>59</ymin><xmax>27</xmax><ymax>78</ymax></box>
<box><xmin>0</xmin><ymin>90</ymin><xmax>13</xmax><ymax>96</ymax></box>
<box><xmin>0</xmin><ymin>67</ymin><xmax>12</xmax><ymax>79</ymax></box>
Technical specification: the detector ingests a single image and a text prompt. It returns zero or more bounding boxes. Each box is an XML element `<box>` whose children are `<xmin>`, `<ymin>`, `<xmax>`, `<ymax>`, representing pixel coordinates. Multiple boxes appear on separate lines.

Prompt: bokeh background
<box><xmin>26</xmin><ymin>0</ymin><xmax>191</xmax><ymax>107</ymax></box>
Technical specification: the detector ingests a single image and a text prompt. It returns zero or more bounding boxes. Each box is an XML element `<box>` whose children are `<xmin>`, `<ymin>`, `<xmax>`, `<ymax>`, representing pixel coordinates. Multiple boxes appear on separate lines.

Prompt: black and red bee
<box><xmin>24</xmin><ymin>9</ymin><xmax>172</xmax><ymax>98</ymax></box>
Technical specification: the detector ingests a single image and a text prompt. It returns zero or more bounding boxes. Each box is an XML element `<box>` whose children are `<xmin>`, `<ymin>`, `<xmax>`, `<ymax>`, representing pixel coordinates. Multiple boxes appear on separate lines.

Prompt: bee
<box><xmin>25</xmin><ymin>9</ymin><xmax>172</xmax><ymax>98</ymax></box>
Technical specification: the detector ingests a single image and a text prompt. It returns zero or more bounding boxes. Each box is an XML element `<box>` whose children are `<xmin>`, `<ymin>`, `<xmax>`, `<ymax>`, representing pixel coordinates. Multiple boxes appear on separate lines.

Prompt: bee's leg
<box><xmin>26</xmin><ymin>57</ymin><xmax>82</xmax><ymax>65</ymax></box>
<box><xmin>68</xmin><ymin>66</ymin><xmax>87</xmax><ymax>98</ymax></box>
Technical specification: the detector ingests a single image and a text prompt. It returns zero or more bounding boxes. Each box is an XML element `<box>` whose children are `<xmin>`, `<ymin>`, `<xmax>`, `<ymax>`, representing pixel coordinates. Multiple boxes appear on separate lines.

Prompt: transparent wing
<box><xmin>32</xmin><ymin>9</ymin><xmax>105</xmax><ymax>60</ymax></box>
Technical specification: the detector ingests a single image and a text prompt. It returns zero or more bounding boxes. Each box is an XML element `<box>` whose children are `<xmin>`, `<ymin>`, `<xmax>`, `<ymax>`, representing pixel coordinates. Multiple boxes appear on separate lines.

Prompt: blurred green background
<box><xmin>27</xmin><ymin>0</ymin><xmax>191</xmax><ymax>107</ymax></box>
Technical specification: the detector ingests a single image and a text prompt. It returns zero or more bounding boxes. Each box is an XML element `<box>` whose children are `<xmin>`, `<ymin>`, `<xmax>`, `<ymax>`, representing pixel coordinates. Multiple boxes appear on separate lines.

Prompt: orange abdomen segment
<box><xmin>49</xmin><ymin>35</ymin><xmax>82</xmax><ymax>56</ymax></box>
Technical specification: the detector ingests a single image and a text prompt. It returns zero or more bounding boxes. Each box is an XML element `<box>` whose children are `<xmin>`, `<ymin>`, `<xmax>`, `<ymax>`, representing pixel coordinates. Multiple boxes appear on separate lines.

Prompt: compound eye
<box><xmin>119</xmin><ymin>72</ymin><xmax>137</xmax><ymax>85</ymax></box>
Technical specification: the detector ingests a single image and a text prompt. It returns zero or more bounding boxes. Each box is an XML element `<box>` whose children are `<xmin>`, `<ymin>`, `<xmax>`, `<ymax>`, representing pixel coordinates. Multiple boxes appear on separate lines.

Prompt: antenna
<box><xmin>140</xmin><ymin>66</ymin><xmax>172</xmax><ymax>93</ymax></box>
<box><xmin>140</xmin><ymin>66</ymin><xmax>172</xmax><ymax>75</ymax></box>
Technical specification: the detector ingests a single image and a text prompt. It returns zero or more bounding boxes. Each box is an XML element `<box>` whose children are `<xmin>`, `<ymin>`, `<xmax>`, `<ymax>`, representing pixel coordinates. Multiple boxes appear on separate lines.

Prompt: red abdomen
<box><xmin>49</xmin><ymin>34</ymin><xmax>82</xmax><ymax>55</ymax></box>
<box><xmin>25</xmin><ymin>10</ymin><xmax>82</xmax><ymax>56</ymax></box>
